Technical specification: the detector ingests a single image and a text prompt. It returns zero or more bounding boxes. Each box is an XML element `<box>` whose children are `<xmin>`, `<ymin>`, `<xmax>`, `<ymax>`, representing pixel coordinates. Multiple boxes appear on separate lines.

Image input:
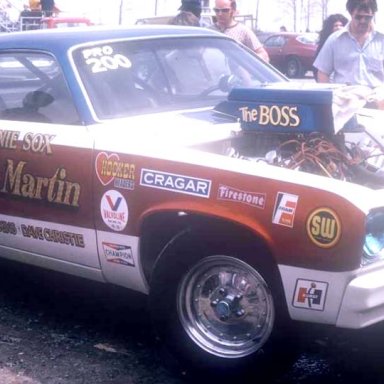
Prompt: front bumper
<box><xmin>336</xmin><ymin>265</ymin><xmax>384</xmax><ymax>328</ymax></box>
<box><xmin>279</xmin><ymin>263</ymin><xmax>384</xmax><ymax>328</ymax></box>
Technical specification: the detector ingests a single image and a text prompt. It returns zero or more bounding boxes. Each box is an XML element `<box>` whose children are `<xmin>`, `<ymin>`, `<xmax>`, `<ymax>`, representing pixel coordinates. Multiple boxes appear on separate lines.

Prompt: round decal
<box><xmin>100</xmin><ymin>190</ymin><xmax>128</xmax><ymax>232</ymax></box>
<box><xmin>306</xmin><ymin>208</ymin><xmax>341</xmax><ymax>248</ymax></box>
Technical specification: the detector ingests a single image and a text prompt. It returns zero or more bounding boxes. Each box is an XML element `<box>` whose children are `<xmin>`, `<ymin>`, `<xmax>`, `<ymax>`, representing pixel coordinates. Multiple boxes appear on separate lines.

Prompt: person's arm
<box><xmin>317</xmin><ymin>70</ymin><xmax>330</xmax><ymax>83</ymax></box>
<box><xmin>255</xmin><ymin>46</ymin><xmax>269</xmax><ymax>62</ymax></box>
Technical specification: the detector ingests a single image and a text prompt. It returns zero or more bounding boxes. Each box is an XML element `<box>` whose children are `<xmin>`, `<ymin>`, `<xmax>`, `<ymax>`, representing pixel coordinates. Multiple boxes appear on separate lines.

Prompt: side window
<box><xmin>265</xmin><ymin>36</ymin><xmax>284</xmax><ymax>48</ymax></box>
<box><xmin>0</xmin><ymin>52</ymin><xmax>80</xmax><ymax>124</ymax></box>
<box><xmin>159</xmin><ymin>47</ymin><xmax>229</xmax><ymax>96</ymax></box>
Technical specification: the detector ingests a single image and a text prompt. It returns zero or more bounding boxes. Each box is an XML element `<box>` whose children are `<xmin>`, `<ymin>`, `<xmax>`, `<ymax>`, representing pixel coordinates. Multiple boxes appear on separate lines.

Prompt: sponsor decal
<box><xmin>95</xmin><ymin>152</ymin><xmax>135</xmax><ymax>190</ymax></box>
<box><xmin>0</xmin><ymin>130</ymin><xmax>55</xmax><ymax>154</ymax></box>
<box><xmin>239</xmin><ymin>105</ymin><xmax>300</xmax><ymax>127</ymax></box>
<box><xmin>306</xmin><ymin>208</ymin><xmax>341</xmax><ymax>248</ymax></box>
<box><xmin>102</xmin><ymin>242</ymin><xmax>134</xmax><ymax>267</ymax></box>
<box><xmin>293</xmin><ymin>279</ymin><xmax>328</xmax><ymax>311</ymax></box>
<box><xmin>21</xmin><ymin>224</ymin><xmax>85</xmax><ymax>247</ymax></box>
<box><xmin>100</xmin><ymin>190</ymin><xmax>128</xmax><ymax>232</ymax></box>
<box><xmin>272</xmin><ymin>192</ymin><xmax>299</xmax><ymax>228</ymax></box>
<box><xmin>0</xmin><ymin>159</ymin><xmax>81</xmax><ymax>207</ymax></box>
<box><xmin>140</xmin><ymin>169</ymin><xmax>211</xmax><ymax>198</ymax></box>
<box><xmin>217</xmin><ymin>184</ymin><xmax>266</xmax><ymax>209</ymax></box>
<box><xmin>0</xmin><ymin>130</ymin><xmax>19</xmax><ymax>149</ymax></box>
<box><xmin>0</xmin><ymin>221</ymin><xmax>17</xmax><ymax>235</ymax></box>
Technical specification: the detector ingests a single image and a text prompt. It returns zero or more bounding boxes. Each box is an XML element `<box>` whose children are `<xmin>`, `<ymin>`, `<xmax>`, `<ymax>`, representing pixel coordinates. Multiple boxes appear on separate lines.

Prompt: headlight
<box><xmin>363</xmin><ymin>210</ymin><xmax>384</xmax><ymax>265</ymax></box>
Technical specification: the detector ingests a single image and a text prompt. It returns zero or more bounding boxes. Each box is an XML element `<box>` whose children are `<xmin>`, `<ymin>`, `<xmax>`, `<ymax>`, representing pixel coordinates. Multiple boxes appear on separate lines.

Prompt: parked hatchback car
<box><xmin>263</xmin><ymin>32</ymin><xmax>318</xmax><ymax>78</ymax></box>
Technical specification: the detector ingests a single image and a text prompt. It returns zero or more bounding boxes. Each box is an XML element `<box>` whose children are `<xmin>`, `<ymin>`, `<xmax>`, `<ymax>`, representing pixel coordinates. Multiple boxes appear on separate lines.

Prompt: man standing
<box><xmin>314</xmin><ymin>0</ymin><xmax>384</xmax><ymax>87</ymax></box>
<box><xmin>40</xmin><ymin>0</ymin><xmax>54</xmax><ymax>16</ymax></box>
<box><xmin>177</xmin><ymin>0</ymin><xmax>207</xmax><ymax>26</ymax></box>
<box><xmin>211</xmin><ymin>0</ymin><xmax>269</xmax><ymax>62</ymax></box>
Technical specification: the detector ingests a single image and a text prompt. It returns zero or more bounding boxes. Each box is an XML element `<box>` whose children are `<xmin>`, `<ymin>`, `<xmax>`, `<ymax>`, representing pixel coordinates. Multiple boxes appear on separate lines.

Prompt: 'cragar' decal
<box><xmin>100</xmin><ymin>190</ymin><xmax>128</xmax><ymax>232</ymax></box>
<box><xmin>95</xmin><ymin>152</ymin><xmax>135</xmax><ymax>190</ymax></box>
<box><xmin>0</xmin><ymin>159</ymin><xmax>81</xmax><ymax>207</ymax></box>
<box><xmin>140</xmin><ymin>168</ymin><xmax>211</xmax><ymax>198</ymax></box>
<box><xmin>306</xmin><ymin>208</ymin><xmax>341</xmax><ymax>248</ymax></box>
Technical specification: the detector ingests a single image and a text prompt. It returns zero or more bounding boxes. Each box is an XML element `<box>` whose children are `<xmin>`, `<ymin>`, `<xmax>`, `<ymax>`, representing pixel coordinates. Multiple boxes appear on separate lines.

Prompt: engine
<box><xmin>214</xmin><ymin>83</ymin><xmax>384</xmax><ymax>189</ymax></box>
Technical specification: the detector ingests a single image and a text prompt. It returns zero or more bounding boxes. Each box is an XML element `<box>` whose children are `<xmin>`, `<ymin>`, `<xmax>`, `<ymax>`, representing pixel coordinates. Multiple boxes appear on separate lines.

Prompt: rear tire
<box><xmin>286</xmin><ymin>57</ymin><xmax>303</xmax><ymax>78</ymax></box>
<box><xmin>149</xmin><ymin>231</ymin><xmax>298</xmax><ymax>379</ymax></box>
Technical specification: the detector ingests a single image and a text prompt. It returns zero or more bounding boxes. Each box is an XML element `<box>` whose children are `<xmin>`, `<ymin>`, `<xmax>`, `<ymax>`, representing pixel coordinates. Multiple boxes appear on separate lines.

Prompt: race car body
<box><xmin>1</xmin><ymin>25</ymin><xmax>384</xmax><ymax>376</ymax></box>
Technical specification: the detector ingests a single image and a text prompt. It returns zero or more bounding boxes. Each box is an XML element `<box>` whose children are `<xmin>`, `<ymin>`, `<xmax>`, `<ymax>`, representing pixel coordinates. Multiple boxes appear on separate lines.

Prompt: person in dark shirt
<box><xmin>40</xmin><ymin>0</ymin><xmax>54</xmax><ymax>16</ymax></box>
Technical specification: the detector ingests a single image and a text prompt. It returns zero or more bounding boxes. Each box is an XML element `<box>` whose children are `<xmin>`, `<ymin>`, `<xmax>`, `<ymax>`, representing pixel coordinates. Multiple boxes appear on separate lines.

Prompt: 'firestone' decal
<box><xmin>293</xmin><ymin>279</ymin><xmax>328</xmax><ymax>311</ymax></box>
<box><xmin>217</xmin><ymin>184</ymin><xmax>266</xmax><ymax>209</ymax></box>
<box><xmin>306</xmin><ymin>208</ymin><xmax>341</xmax><ymax>248</ymax></box>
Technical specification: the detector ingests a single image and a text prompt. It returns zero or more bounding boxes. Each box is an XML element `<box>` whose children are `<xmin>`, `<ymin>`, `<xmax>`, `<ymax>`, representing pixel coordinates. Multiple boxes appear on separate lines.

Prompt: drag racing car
<box><xmin>1</xmin><ymin>25</ymin><xmax>384</xmax><ymax>378</ymax></box>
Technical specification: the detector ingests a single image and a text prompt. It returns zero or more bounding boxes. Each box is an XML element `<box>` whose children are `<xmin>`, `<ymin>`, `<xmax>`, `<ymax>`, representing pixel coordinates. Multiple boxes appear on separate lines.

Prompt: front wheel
<box><xmin>149</xmin><ymin>242</ymin><xmax>298</xmax><ymax>379</ymax></box>
<box><xmin>177</xmin><ymin>256</ymin><xmax>274</xmax><ymax>359</ymax></box>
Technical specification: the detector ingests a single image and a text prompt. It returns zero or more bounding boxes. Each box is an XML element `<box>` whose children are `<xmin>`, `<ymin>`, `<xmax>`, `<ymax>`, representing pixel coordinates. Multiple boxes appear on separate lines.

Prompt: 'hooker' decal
<box><xmin>95</xmin><ymin>152</ymin><xmax>135</xmax><ymax>190</ymax></box>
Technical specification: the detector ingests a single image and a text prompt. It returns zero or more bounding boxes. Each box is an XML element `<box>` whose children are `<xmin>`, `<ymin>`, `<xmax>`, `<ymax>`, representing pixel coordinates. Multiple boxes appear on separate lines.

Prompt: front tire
<box><xmin>177</xmin><ymin>256</ymin><xmax>274</xmax><ymax>359</ymax></box>
<box><xmin>149</xmin><ymin>232</ymin><xmax>297</xmax><ymax>378</ymax></box>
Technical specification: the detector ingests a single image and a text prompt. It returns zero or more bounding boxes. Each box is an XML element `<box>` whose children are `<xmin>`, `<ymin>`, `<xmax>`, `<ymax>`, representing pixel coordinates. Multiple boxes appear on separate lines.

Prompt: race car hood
<box><xmin>96</xmin><ymin>106</ymin><xmax>238</xmax><ymax>147</ymax></box>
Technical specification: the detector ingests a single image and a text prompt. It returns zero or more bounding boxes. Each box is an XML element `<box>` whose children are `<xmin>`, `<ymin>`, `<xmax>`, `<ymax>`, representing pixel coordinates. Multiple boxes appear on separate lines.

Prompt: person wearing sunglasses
<box><xmin>210</xmin><ymin>0</ymin><xmax>269</xmax><ymax>62</ymax></box>
<box><xmin>314</xmin><ymin>0</ymin><xmax>384</xmax><ymax>88</ymax></box>
<box><xmin>313</xmin><ymin>13</ymin><xmax>349</xmax><ymax>82</ymax></box>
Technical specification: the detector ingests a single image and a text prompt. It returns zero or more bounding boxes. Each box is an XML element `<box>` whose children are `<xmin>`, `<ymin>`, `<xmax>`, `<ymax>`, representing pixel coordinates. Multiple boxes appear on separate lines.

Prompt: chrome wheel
<box><xmin>177</xmin><ymin>255</ymin><xmax>275</xmax><ymax>359</ymax></box>
<box><xmin>286</xmin><ymin>57</ymin><xmax>302</xmax><ymax>78</ymax></box>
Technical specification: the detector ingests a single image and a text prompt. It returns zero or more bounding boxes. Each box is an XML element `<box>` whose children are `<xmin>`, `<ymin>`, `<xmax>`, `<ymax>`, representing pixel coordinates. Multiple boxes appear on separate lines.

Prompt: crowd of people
<box><xmin>169</xmin><ymin>0</ymin><xmax>270</xmax><ymax>62</ymax></box>
<box><xmin>169</xmin><ymin>0</ymin><xmax>384</xmax><ymax>96</ymax></box>
<box><xmin>0</xmin><ymin>0</ymin><xmax>58</xmax><ymax>31</ymax></box>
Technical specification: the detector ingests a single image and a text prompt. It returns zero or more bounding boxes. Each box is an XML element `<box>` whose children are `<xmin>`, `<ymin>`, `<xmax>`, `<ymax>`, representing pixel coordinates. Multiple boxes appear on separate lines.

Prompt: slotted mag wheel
<box><xmin>177</xmin><ymin>255</ymin><xmax>275</xmax><ymax>358</ymax></box>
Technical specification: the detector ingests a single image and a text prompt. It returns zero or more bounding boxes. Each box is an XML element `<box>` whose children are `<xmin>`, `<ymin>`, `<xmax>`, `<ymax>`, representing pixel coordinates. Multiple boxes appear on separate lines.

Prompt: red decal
<box><xmin>95</xmin><ymin>152</ymin><xmax>120</xmax><ymax>186</ymax></box>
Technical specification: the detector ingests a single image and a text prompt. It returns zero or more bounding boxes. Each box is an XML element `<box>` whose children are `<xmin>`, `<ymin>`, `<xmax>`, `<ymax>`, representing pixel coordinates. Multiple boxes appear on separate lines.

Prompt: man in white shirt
<box><xmin>314</xmin><ymin>0</ymin><xmax>384</xmax><ymax>87</ymax></box>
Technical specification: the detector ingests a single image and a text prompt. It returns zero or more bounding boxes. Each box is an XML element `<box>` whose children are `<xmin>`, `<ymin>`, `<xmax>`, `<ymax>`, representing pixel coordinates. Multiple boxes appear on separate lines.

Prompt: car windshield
<box><xmin>297</xmin><ymin>33</ymin><xmax>318</xmax><ymax>45</ymax></box>
<box><xmin>72</xmin><ymin>36</ymin><xmax>285</xmax><ymax>120</ymax></box>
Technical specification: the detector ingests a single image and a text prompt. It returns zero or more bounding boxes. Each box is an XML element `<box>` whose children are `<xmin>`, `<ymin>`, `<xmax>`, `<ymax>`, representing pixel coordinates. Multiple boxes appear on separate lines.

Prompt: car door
<box><xmin>0</xmin><ymin>51</ymin><xmax>100</xmax><ymax>271</ymax></box>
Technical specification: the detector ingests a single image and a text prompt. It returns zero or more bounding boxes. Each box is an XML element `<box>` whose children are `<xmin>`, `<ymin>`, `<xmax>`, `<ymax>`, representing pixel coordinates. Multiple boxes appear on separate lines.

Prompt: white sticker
<box><xmin>293</xmin><ymin>279</ymin><xmax>328</xmax><ymax>311</ymax></box>
<box><xmin>100</xmin><ymin>190</ymin><xmax>128</xmax><ymax>232</ymax></box>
